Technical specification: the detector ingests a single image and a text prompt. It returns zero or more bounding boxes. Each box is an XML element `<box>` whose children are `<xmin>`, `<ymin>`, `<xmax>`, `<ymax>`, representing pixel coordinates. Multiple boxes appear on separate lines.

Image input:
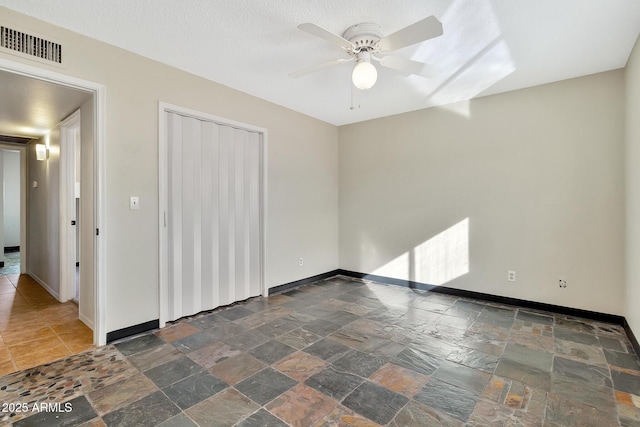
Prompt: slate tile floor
<box><xmin>1</xmin><ymin>275</ymin><xmax>640</xmax><ymax>426</ymax></box>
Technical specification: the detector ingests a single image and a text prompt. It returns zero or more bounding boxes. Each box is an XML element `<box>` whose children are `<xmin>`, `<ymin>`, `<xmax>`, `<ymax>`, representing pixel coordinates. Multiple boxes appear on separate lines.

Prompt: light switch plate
<box><xmin>130</xmin><ymin>196</ymin><xmax>140</xmax><ymax>210</ymax></box>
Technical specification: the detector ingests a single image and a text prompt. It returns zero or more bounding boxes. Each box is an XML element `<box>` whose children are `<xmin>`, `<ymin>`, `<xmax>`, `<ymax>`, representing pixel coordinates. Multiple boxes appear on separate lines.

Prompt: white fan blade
<box><xmin>377</xmin><ymin>16</ymin><xmax>443</xmax><ymax>52</ymax></box>
<box><xmin>298</xmin><ymin>23</ymin><xmax>354</xmax><ymax>51</ymax></box>
<box><xmin>378</xmin><ymin>56</ymin><xmax>437</xmax><ymax>78</ymax></box>
<box><xmin>289</xmin><ymin>58</ymin><xmax>353</xmax><ymax>78</ymax></box>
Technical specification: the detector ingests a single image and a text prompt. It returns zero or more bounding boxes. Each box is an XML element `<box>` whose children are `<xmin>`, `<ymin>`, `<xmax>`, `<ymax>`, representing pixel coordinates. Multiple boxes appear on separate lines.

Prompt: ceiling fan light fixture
<box><xmin>352</xmin><ymin>51</ymin><xmax>377</xmax><ymax>90</ymax></box>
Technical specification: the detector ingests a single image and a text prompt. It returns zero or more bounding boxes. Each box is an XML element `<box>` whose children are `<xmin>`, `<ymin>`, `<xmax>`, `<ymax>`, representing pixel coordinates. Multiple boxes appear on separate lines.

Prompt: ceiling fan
<box><xmin>290</xmin><ymin>16</ymin><xmax>443</xmax><ymax>90</ymax></box>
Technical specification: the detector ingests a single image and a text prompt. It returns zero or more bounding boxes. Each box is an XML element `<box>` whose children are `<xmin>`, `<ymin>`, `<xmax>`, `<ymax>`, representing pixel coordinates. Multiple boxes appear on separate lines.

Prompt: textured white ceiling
<box><xmin>1</xmin><ymin>0</ymin><xmax>639</xmax><ymax>125</ymax></box>
<box><xmin>0</xmin><ymin>69</ymin><xmax>92</xmax><ymax>138</ymax></box>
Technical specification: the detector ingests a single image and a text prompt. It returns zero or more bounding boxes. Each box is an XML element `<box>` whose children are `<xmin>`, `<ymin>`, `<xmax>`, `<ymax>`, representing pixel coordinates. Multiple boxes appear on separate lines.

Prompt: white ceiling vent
<box><xmin>1</xmin><ymin>25</ymin><xmax>62</xmax><ymax>64</ymax></box>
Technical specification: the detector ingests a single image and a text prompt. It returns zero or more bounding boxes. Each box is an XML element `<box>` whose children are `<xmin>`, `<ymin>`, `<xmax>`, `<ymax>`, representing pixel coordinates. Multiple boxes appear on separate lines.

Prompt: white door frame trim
<box><xmin>59</xmin><ymin>109</ymin><xmax>80</xmax><ymax>304</ymax></box>
<box><xmin>0</xmin><ymin>57</ymin><xmax>107</xmax><ymax>346</ymax></box>
<box><xmin>158</xmin><ymin>101</ymin><xmax>268</xmax><ymax>328</ymax></box>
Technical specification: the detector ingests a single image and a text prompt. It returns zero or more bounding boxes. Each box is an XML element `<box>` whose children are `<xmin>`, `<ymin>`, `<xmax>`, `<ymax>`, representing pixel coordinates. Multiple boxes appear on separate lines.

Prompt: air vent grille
<box><xmin>1</xmin><ymin>26</ymin><xmax>62</xmax><ymax>64</ymax></box>
<box><xmin>0</xmin><ymin>135</ymin><xmax>33</xmax><ymax>145</ymax></box>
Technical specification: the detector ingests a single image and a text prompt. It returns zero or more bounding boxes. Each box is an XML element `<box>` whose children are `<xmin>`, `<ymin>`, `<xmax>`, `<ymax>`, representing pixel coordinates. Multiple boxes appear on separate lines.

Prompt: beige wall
<box><xmin>27</xmin><ymin>130</ymin><xmax>61</xmax><ymax>298</ymax></box>
<box><xmin>0</xmin><ymin>7</ymin><xmax>339</xmax><ymax>334</ymax></box>
<box><xmin>626</xmin><ymin>36</ymin><xmax>640</xmax><ymax>340</ymax></box>
<box><xmin>339</xmin><ymin>71</ymin><xmax>626</xmax><ymax>315</ymax></box>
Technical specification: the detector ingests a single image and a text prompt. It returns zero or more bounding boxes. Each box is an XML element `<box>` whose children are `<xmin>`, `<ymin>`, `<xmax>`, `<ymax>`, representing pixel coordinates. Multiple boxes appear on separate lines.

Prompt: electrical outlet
<box><xmin>559</xmin><ymin>279</ymin><xmax>567</xmax><ymax>288</ymax></box>
<box><xmin>299</xmin><ymin>257</ymin><xmax>303</xmax><ymax>266</ymax></box>
<box><xmin>507</xmin><ymin>270</ymin><xmax>516</xmax><ymax>282</ymax></box>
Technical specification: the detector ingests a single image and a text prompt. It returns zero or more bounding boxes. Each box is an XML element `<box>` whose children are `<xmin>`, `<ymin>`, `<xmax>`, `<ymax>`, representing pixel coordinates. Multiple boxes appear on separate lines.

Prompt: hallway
<box><xmin>0</xmin><ymin>271</ymin><xmax>93</xmax><ymax>375</ymax></box>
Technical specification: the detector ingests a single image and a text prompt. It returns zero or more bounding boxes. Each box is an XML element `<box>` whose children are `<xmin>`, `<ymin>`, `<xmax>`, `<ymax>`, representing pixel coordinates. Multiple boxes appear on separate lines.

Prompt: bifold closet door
<box><xmin>166</xmin><ymin>112</ymin><xmax>262</xmax><ymax>322</ymax></box>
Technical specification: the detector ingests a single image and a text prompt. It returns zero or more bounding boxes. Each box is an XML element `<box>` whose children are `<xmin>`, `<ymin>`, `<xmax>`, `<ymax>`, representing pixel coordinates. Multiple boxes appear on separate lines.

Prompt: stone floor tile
<box><xmin>273</xmin><ymin>351</ymin><xmax>326</xmax><ymax>381</ymax></box>
<box><xmin>368</xmin><ymin>362</ymin><xmax>429</xmax><ymax>398</ymax></box>
<box><xmin>218</xmin><ymin>306</ymin><xmax>253</xmax><ymax>321</ymax></box>
<box><xmin>605</xmin><ymin>349</ymin><xmax>640</xmax><ymax>371</ymax></box>
<box><xmin>555</xmin><ymin>339</ymin><xmax>608</xmax><ymax>367</ymax></box>
<box><xmin>332</xmin><ymin>350</ymin><xmax>385</xmax><ymax>378</ymax></box>
<box><xmin>612</xmin><ymin>369</ymin><xmax>640</xmax><ymax>395</ymax></box>
<box><xmin>101</xmin><ymin>391</ymin><xmax>181</xmax><ymax>427</ymax></box>
<box><xmin>357</xmin><ymin>337</ymin><xmax>406</xmax><ymax>360</ymax></box>
<box><xmin>327</xmin><ymin>328</ymin><xmax>369</xmax><ymax>348</ymax></box>
<box><xmin>187</xmin><ymin>342</ymin><xmax>241</xmax><ymax>368</ymax></box>
<box><xmin>171</xmin><ymin>331</ymin><xmax>219</xmax><ymax>354</ymax></box>
<box><xmin>508</xmin><ymin>329</ymin><xmax>555</xmax><ymax>352</ymax></box>
<box><xmin>156</xmin><ymin>413</ymin><xmax>198</xmax><ymax>427</ymax></box>
<box><xmin>551</xmin><ymin>375</ymin><xmax>616</xmax><ymax>409</ymax></box>
<box><xmin>278</xmin><ymin>328</ymin><xmax>322</xmax><ymax>349</ymax></box>
<box><xmin>88</xmin><ymin>372</ymin><xmax>158</xmax><ymax>415</ymax></box>
<box><xmin>222</xmin><ymin>329</ymin><xmax>271</xmax><ymax>351</ymax></box>
<box><xmin>235</xmin><ymin>367</ymin><xmax>298</xmax><ymax>405</ymax></box>
<box><xmin>154</xmin><ymin>322</ymin><xmax>199</xmax><ymax>343</ymax></box>
<box><xmin>144</xmin><ymin>356</ymin><xmax>203</xmax><ymax>388</ymax></box>
<box><xmin>304</xmin><ymin>365</ymin><xmax>364</xmax><ymax>400</ymax></box>
<box><xmin>599</xmin><ymin>336</ymin><xmax>627</xmax><ymax>352</ymax></box>
<box><xmin>14</xmin><ymin>396</ymin><xmax>97</xmax><ymax>427</ymax></box>
<box><xmin>2</xmin><ymin>277</ymin><xmax>639</xmax><ymax>427</ymax></box>
<box><xmin>446</xmin><ymin>347</ymin><xmax>500</xmax><ymax>373</ymax></box>
<box><xmin>414</xmin><ymin>378</ymin><xmax>479</xmax><ymax>422</ymax></box>
<box><xmin>502</xmin><ymin>343</ymin><xmax>553</xmax><ymax>372</ymax></box>
<box><xmin>516</xmin><ymin>310</ymin><xmax>554</xmax><ymax>325</ymax></box>
<box><xmin>303</xmin><ymin>338</ymin><xmax>352</xmax><ymax>362</ymax></box>
<box><xmin>186</xmin><ymin>388</ymin><xmax>259</xmax><ymax>427</ymax></box>
<box><xmin>113</xmin><ymin>333</ymin><xmax>164</xmax><ymax>356</ymax></box>
<box><xmin>267</xmin><ymin>383</ymin><xmax>337</xmax><ymax>427</ymax></box>
<box><xmin>468</xmin><ymin>398</ymin><xmax>543</xmax><ymax>427</ymax></box>
<box><xmin>431</xmin><ymin>360</ymin><xmax>491</xmax><ymax>394</ymax></box>
<box><xmin>342</xmin><ymin>381</ymin><xmax>409</xmax><ymax>425</ymax></box>
<box><xmin>554</xmin><ymin>327</ymin><xmax>600</xmax><ymax>346</ymax></box>
<box><xmin>204</xmin><ymin>322</ymin><xmax>248</xmax><ymax>341</ymax></box>
<box><xmin>316</xmin><ymin>405</ymin><xmax>383</xmax><ymax>427</ymax></box>
<box><xmin>494</xmin><ymin>358</ymin><xmax>551</xmax><ymax>391</ymax></box>
<box><xmin>254</xmin><ymin>318</ymin><xmax>300</xmax><ymax>338</ymax></box>
<box><xmin>127</xmin><ymin>343</ymin><xmax>183</xmax><ymax>372</ymax></box>
<box><xmin>163</xmin><ymin>371</ymin><xmax>227</xmax><ymax>410</ymax></box>
<box><xmin>236</xmin><ymin>409</ymin><xmax>288</xmax><ymax>427</ymax></box>
<box><xmin>392</xmin><ymin>347</ymin><xmax>440</xmax><ymax>375</ymax></box>
<box><xmin>302</xmin><ymin>319</ymin><xmax>343</xmax><ymax>337</ymax></box>
<box><xmin>208</xmin><ymin>353</ymin><xmax>266</xmax><ymax>385</ymax></box>
<box><xmin>545</xmin><ymin>393</ymin><xmax>619</xmax><ymax>427</ymax></box>
<box><xmin>248</xmin><ymin>339</ymin><xmax>296</xmax><ymax>365</ymax></box>
<box><xmin>552</xmin><ymin>356</ymin><xmax>612</xmax><ymax>387</ymax></box>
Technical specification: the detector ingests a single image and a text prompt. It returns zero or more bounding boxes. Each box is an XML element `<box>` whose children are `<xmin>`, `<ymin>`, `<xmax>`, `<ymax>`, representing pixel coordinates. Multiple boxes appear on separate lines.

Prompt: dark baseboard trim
<box><xmin>268</xmin><ymin>269</ymin><xmax>341</xmax><ymax>295</ymax></box>
<box><xmin>338</xmin><ymin>269</ymin><xmax>626</xmax><ymax>326</ymax></box>
<box><xmin>623</xmin><ymin>319</ymin><xmax>640</xmax><ymax>356</ymax></box>
<box><xmin>107</xmin><ymin>319</ymin><xmax>159</xmax><ymax>344</ymax></box>
<box><xmin>4</xmin><ymin>246</ymin><xmax>19</xmax><ymax>253</ymax></box>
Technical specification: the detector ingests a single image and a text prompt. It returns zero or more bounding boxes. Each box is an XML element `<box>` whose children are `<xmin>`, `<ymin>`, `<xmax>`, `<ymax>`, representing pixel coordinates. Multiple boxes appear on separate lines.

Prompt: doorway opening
<box><xmin>0</xmin><ymin>57</ymin><xmax>106</xmax><ymax>375</ymax></box>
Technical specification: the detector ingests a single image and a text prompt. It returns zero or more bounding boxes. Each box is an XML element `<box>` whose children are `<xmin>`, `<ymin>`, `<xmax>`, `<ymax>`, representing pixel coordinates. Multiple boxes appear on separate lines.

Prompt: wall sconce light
<box><xmin>36</xmin><ymin>144</ymin><xmax>49</xmax><ymax>161</ymax></box>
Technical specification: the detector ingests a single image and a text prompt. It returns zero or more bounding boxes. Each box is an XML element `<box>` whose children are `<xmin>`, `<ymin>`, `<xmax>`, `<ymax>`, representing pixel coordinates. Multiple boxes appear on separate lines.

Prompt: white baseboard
<box><xmin>27</xmin><ymin>270</ymin><xmax>62</xmax><ymax>302</ymax></box>
<box><xmin>79</xmin><ymin>312</ymin><xmax>94</xmax><ymax>330</ymax></box>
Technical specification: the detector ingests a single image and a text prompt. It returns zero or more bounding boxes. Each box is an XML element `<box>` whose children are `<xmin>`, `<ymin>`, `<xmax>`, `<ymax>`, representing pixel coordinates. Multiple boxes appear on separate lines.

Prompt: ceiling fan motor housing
<box><xmin>343</xmin><ymin>23</ymin><xmax>384</xmax><ymax>54</ymax></box>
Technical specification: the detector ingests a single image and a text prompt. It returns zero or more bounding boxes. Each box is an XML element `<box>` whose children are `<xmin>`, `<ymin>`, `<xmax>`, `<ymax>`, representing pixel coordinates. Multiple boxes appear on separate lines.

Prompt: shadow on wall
<box><xmin>373</xmin><ymin>218</ymin><xmax>469</xmax><ymax>286</ymax></box>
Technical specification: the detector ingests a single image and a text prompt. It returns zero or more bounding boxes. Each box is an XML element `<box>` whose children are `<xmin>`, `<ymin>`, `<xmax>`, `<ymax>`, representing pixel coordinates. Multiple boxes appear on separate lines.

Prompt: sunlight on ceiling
<box><xmin>408</xmin><ymin>0</ymin><xmax>515</xmax><ymax>117</ymax></box>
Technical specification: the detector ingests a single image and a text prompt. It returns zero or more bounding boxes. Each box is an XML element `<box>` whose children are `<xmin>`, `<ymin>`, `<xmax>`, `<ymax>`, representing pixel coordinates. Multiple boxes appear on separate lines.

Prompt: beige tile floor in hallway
<box><xmin>0</xmin><ymin>269</ymin><xmax>94</xmax><ymax>375</ymax></box>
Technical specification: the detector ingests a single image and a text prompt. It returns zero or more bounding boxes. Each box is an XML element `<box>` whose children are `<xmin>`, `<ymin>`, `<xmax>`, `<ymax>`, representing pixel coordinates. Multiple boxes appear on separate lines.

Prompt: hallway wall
<box><xmin>27</xmin><ymin>129</ymin><xmax>61</xmax><ymax>298</ymax></box>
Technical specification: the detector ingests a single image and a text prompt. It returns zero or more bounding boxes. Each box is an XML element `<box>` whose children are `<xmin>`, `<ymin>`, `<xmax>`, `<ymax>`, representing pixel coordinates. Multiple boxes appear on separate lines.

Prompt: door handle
<box><xmin>71</xmin><ymin>220</ymin><xmax>76</xmax><ymax>225</ymax></box>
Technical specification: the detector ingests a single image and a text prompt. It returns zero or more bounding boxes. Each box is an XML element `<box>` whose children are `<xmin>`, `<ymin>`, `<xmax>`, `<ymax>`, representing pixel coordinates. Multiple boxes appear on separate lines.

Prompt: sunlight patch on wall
<box><xmin>372</xmin><ymin>218</ymin><xmax>469</xmax><ymax>286</ymax></box>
